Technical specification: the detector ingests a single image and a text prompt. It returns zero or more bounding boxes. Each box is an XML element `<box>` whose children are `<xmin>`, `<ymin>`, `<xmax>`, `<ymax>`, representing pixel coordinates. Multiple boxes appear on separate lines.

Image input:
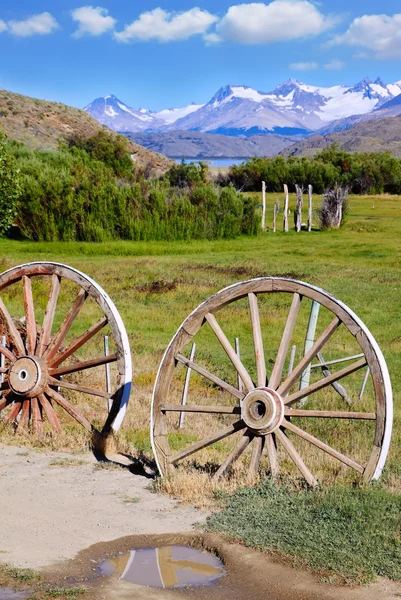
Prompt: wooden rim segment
<box><xmin>0</xmin><ymin>262</ymin><xmax>132</xmax><ymax>436</ymax></box>
<box><xmin>151</xmin><ymin>277</ymin><xmax>392</xmax><ymax>486</ymax></box>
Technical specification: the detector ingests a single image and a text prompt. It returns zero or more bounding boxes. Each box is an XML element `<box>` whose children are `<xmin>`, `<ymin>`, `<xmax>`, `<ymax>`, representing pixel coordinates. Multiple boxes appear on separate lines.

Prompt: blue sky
<box><xmin>1</xmin><ymin>1</ymin><xmax>401</xmax><ymax>110</ymax></box>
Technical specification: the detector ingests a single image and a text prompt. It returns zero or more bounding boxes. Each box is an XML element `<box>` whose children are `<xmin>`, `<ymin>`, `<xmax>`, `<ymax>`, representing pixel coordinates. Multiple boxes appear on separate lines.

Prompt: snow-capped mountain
<box><xmin>83</xmin><ymin>95</ymin><xmax>165</xmax><ymax>132</ymax></box>
<box><xmin>85</xmin><ymin>77</ymin><xmax>401</xmax><ymax>138</ymax></box>
<box><xmin>84</xmin><ymin>95</ymin><xmax>202</xmax><ymax>132</ymax></box>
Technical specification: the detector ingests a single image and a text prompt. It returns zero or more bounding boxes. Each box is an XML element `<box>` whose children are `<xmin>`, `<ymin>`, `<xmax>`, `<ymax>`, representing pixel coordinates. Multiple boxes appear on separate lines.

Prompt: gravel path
<box><xmin>0</xmin><ymin>445</ymin><xmax>208</xmax><ymax>569</ymax></box>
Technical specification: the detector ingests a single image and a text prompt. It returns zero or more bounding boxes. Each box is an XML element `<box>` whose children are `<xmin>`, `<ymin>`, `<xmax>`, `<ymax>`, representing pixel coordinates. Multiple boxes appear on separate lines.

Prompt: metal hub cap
<box><xmin>9</xmin><ymin>356</ymin><xmax>47</xmax><ymax>398</ymax></box>
<box><xmin>241</xmin><ymin>387</ymin><xmax>284</xmax><ymax>435</ymax></box>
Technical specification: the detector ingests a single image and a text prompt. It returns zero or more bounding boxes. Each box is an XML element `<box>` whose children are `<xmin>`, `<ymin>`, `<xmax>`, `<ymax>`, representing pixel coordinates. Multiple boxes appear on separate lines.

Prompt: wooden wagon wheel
<box><xmin>151</xmin><ymin>278</ymin><xmax>392</xmax><ymax>486</ymax></box>
<box><xmin>0</xmin><ymin>262</ymin><xmax>131</xmax><ymax>439</ymax></box>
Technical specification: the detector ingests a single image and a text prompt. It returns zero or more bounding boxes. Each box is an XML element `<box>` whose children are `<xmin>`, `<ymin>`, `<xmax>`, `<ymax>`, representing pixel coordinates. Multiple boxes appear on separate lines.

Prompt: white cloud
<box><xmin>204</xmin><ymin>32</ymin><xmax>222</xmax><ymax>44</ymax></box>
<box><xmin>331</xmin><ymin>13</ymin><xmax>401</xmax><ymax>59</ymax></box>
<box><xmin>290</xmin><ymin>61</ymin><xmax>318</xmax><ymax>70</ymax></box>
<box><xmin>71</xmin><ymin>6</ymin><xmax>117</xmax><ymax>37</ymax></box>
<box><xmin>216</xmin><ymin>1</ymin><xmax>336</xmax><ymax>45</ymax></box>
<box><xmin>115</xmin><ymin>7</ymin><xmax>218</xmax><ymax>43</ymax></box>
<box><xmin>0</xmin><ymin>20</ymin><xmax>7</xmax><ymax>33</ymax></box>
<box><xmin>324</xmin><ymin>58</ymin><xmax>344</xmax><ymax>70</ymax></box>
<box><xmin>8</xmin><ymin>12</ymin><xmax>59</xmax><ymax>37</ymax></box>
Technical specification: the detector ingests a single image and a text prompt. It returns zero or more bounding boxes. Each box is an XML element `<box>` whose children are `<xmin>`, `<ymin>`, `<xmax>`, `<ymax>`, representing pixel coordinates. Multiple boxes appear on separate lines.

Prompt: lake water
<box><xmin>180</xmin><ymin>158</ymin><xmax>246</xmax><ymax>168</ymax></box>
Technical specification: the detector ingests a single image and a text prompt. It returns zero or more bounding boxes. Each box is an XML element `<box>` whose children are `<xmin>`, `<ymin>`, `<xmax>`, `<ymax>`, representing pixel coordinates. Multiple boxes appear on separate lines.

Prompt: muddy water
<box><xmin>98</xmin><ymin>546</ymin><xmax>225</xmax><ymax>589</ymax></box>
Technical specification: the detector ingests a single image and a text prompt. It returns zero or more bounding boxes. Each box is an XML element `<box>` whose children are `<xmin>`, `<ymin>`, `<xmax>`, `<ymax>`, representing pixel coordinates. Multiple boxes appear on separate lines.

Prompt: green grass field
<box><xmin>0</xmin><ymin>193</ymin><xmax>400</xmax><ymax>583</ymax></box>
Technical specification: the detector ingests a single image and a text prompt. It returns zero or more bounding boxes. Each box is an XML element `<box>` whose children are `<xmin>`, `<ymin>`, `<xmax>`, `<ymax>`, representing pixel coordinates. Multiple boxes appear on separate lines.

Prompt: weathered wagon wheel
<box><xmin>151</xmin><ymin>278</ymin><xmax>392</xmax><ymax>486</ymax></box>
<box><xmin>0</xmin><ymin>262</ymin><xmax>131</xmax><ymax>439</ymax></box>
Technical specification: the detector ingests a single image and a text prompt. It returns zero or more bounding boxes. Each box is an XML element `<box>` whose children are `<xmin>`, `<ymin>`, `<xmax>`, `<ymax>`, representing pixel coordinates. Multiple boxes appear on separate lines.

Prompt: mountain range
<box><xmin>85</xmin><ymin>77</ymin><xmax>401</xmax><ymax>140</ymax></box>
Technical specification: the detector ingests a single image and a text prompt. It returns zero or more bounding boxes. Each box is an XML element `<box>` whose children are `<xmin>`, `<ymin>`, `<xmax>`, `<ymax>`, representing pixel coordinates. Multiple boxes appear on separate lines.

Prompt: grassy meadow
<box><xmin>0</xmin><ymin>192</ymin><xmax>400</xmax><ymax>582</ymax></box>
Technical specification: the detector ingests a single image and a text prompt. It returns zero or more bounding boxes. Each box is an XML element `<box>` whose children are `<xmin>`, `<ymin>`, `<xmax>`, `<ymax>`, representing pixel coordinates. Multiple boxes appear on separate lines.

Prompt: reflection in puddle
<box><xmin>98</xmin><ymin>546</ymin><xmax>226</xmax><ymax>589</ymax></box>
<box><xmin>0</xmin><ymin>589</ymin><xmax>31</xmax><ymax>600</ymax></box>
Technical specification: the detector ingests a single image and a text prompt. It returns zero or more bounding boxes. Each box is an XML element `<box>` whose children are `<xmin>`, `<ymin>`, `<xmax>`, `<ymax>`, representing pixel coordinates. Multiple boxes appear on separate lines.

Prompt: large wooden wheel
<box><xmin>0</xmin><ymin>262</ymin><xmax>131</xmax><ymax>438</ymax></box>
<box><xmin>151</xmin><ymin>278</ymin><xmax>392</xmax><ymax>486</ymax></box>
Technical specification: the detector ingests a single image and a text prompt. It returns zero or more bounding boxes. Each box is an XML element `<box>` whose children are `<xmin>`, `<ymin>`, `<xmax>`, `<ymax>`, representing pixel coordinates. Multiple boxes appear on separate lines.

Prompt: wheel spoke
<box><xmin>317</xmin><ymin>352</ymin><xmax>352</xmax><ymax>406</ymax></box>
<box><xmin>6</xmin><ymin>400</ymin><xmax>23</xmax><ymax>423</ymax></box>
<box><xmin>282</xmin><ymin>419</ymin><xmax>364</xmax><ymax>473</ymax></box>
<box><xmin>213</xmin><ymin>431</ymin><xmax>253</xmax><ymax>480</ymax></box>
<box><xmin>278</xmin><ymin>317</ymin><xmax>340</xmax><ymax>396</ymax></box>
<box><xmin>49</xmin><ymin>316</ymin><xmax>108</xmax><ymax>368</ymax></box>
<box><xmin>205</xmin><ymin>312</ymin><xmax>254</xmax><ymax>392</ymax></box>
<box><xmin>49</xmin><ymin>353</ymin><xmax>117</xmax><ymax>377</ymax></box>
<box><xmin>22</xmin><ymin>276</ymin><xmax>37</xmax><ymax>355</ymax></box>
<box><xmin>0</xmin><ymin>345</ymin><xmax>16</xmax><ymax>363</ymax></box>
<box><xmin>36</xmin><ymin>274</ymin><xmax>61</xmax><ymax>357</ymax></box>
<box><xmin>249</xmin><ymin>436</ymin><xmax>264</xmax><ymax>478</ymax></box>
<box><xmin>48</xmin><ymin>376</ymin><xmax>111</xmax><ymax>400</ymax></box>
<box><xmin>31</xmin><ymin>397</ymin><xmax>43</xmax><ymax>434</ymax></box>
<box><xmin>285</xmin><ymin>408</ymin><xmax>376</xmax><ymax>420</ymax></box>
<box><xmin>0</xmin><ymin>298</ymin><xmax>25</xmax><ymax>356</ymax></box>
<box><xmin>310</xmin><ymin>353</ymin><xmax>364</xmax><ymax>369</ymax></box>
<box><xmin>266</xmin><ymin>433</ymin><xmax>279</xmax><ymax>476</ymax></box>
<box><xmin>161</xmin><ymin>404</ymin><xmax>241</xmax><ymax>415</ymax></box>
<box><xmin>249</xmin><ymin>293</ymin><xmax>267</xmax><ymax>387</ymax></box>
<box><xmin>170</xmin><ymin>419</ymin><xmax>246</xmax><ymax>465</ymax></box>
<box><xmin>176</xmin><ymin>354</ymin><xmax>244</xmax><ymax>401</ymax></box>
<box><xmin>44</xmin><ymin>289</ymin><xmax>87</xmax><ymax>361</ymax></box>
<box><xmin>269</xmin><ymin>293</ymin><xmax>302</xmax><ymax>389</ymax></box>
<box><xmin>46</xmin><ymin>387</ymin><xmax>92</xmax><ymax>432</ymax></box>
<box><xmin>38</xmin><ymin>393</ymin><xmax>62</xmax><ymax>433</ymax></box>
<box><xmin>0</xmin><ymin>393</ymin><xmax>16</xmax><ymax>413</ymax></box>
<box><xmin>16</xmin><ymin>400</ymin><xmax>30</xmax><ymax>433</ymax></box>
<box><xmin>276</xmin><ymin>428</ymin><xmax>318</xmax><ymax>487</ymax></box>
<box><xmin>285</xmin><ymin>357</ymin><xmax>367</xmax><ymax>406</ymax></box>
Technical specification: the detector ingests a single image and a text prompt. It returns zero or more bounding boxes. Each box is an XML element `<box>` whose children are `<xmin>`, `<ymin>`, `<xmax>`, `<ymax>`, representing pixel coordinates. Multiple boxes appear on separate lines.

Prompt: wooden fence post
<box><xmin>283</xmin><ymin>185</ymin><xmax>289</xmax><ymax>232</ymax></box>
<box><xmin>295</xmin><ymin>185</ymin><xmax>303</xmax><ymax>232</ymax></box>
<box><xmin>308</xmin><ymin>185</ymin><xmax>313</xmax><ymax>232</ymax></box>
<box><xmin>261</xmin><ymin>181</ymin><xmax>266</xmax><ymax>231</ymax></box>
<box><xmin>273</xmin><ymin>198</ymin><xmax>279</xmax><ymax>233</ymax></box>
<box><xmin>299</xmin><ymin>301</ymin><xmax>320</xmax><ymax>405</ymax></box>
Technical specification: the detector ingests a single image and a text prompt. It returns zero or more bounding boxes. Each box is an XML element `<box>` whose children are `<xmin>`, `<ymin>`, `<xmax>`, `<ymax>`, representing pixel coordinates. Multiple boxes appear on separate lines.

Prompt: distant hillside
<box><xmin>126</xmin><ymin>130</ymin><xmax>297</xmax><ymax>159</ymax></box>
<box><xmin>284</xmin><ymin>116</ymin><xmax>401</xmax><ymax>158</ymax></box>
<box><xmin>0</xmin><ymin>89</ymin><xmax>174</xmax><ymax>174</ymax></box>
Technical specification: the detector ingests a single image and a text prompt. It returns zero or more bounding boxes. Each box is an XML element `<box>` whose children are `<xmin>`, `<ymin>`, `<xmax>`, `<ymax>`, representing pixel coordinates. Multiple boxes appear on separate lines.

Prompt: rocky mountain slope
<box><xmin>0</xmin><ymin>89</ymin><xmax>174</xmax><ymax>174</ymax></box>
<box><xmin>284</xmin><ymin>116</ymin><xmax>401</xmax><ymax>158</ymax></box>
<box><xmin>128</xmin><ymin>130</ymin><xmax>297</xmax><ymax>159</ymax></box>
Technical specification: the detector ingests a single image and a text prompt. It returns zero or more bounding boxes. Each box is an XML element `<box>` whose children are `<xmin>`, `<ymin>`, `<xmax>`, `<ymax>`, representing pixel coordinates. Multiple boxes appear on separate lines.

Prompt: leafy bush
<box><xmin>223</xmin><ymin>144</ymin><xmax>401</xmax><ymax>195</ymax></box>
<box><xmin>7</xmin><ymin>138</ymin><xmax>258</xmax><ymax>242</ymax></box>
<box><xmin>0</xmin><ymin>132</ymin><xmax>21</xmax><ymax>236</ymax></box>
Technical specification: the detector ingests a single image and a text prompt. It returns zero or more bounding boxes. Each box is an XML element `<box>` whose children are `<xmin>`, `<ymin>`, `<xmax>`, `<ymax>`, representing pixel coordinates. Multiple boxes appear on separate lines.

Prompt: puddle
<box><xmin>0</xmin><ymin>589</ymin><xmax>31</xmax><ymax>600</ymax></box>
<box><xmin>98</xmin><ymin>546</ymin><xmax>226</xmax><ymax>589</ymax></box>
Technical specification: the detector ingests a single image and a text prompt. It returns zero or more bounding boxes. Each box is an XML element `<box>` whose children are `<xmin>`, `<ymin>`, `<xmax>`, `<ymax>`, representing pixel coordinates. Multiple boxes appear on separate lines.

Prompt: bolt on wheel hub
<box><xmin>241</xmin><ymin>387</ymin><xmax>284</xmax><ymax>435</ymax></box>
<box><xmin>9</xmin><ymin>356</ymin><xmax>47</xmax><ymax>398</ymax></box>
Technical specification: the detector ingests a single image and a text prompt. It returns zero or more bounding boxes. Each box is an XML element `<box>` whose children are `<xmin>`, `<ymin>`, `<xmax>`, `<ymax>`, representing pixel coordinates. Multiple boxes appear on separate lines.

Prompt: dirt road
<box><xmin>0</xmin><ymin>445</ymin><xmax>208</xmax><ymax>569</ymax></box>
<box><xmin>1</xmin><ymin>446</ymin><xmax>400</xmax><ymax>600</ymax></box>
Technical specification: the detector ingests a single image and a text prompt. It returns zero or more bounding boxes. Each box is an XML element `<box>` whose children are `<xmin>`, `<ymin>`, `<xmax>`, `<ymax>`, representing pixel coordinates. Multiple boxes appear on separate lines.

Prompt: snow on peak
<box><xmin>156</xmin><ymin>103</ymin><xmax>204</xmax><ymax>124</ymax></box>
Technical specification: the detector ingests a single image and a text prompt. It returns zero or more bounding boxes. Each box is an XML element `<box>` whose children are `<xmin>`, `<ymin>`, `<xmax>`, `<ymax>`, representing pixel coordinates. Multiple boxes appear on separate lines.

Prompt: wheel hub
<box><xmin>241</xmin><ymin>387</ymin><xmax>284</xmax><ymax>435</ymax></box>
<box><xmin>9</xmin><ymin>356</ymin><xmax>47</xmax><ymax>398</ymax></box>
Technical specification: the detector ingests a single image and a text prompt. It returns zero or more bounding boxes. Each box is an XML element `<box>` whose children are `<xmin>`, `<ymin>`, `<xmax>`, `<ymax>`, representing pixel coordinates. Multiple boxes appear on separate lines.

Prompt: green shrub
<box><xmin>0</xmin><ymin>132</ymin><xmax>21</xmax><ymax>236</ymax></box>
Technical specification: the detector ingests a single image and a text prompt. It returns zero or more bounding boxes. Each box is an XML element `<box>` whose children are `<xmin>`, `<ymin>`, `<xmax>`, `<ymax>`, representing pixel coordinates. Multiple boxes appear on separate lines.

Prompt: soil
<box><xmin>1</xmin><ymin>446</ymin><xmax>400</xmax><ymax>600</ymax></box>
<box><xmin>0</xmin><ymin>445</ymin><xmax>209</xmax><ymax>569</ymax></box>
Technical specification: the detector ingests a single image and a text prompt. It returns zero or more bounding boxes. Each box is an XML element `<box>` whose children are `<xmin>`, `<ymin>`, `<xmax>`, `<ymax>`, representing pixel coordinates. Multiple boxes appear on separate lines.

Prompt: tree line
<box><xmin>0</xmin><ymin>131</ymin><xmax>259</xmax><ymax>242</ymax></box>
<box><xmin>218</xmin><ymin>145</ymin><xmax>401</xmax><ymax>195</ymax></box>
